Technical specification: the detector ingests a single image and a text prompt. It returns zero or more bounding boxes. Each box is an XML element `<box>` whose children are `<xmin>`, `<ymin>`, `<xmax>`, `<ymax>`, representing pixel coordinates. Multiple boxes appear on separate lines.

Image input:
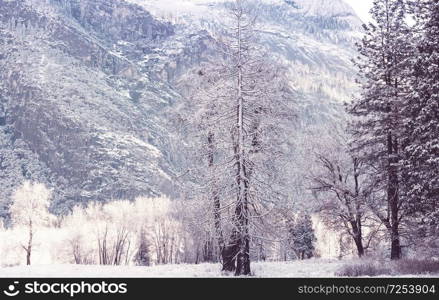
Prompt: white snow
<box><xmin>294</xmin><ymin>0</ymin><xmax>356</xmax><ymax>18</ymax></box>
<box><xmin>0</xmin><ymin>259</ymin><xmax>345</xmax><ymax>278</ymax></box>
<box><xmin>2</xmin><ymin>260</ymin><xmax>437</xmax><ymax>278</ymax></box>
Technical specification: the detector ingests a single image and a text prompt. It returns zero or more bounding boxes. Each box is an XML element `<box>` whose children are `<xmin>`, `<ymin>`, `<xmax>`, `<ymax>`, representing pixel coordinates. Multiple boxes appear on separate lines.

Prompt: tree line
<box><xmin>312</xmin><ymin>0</ymin><xmax>438</xmax><ymax>260</ymax></box>
<box><xmin>1</xmin><ymin>0</ymin><xmax>436</xmax><ymax>276</ymax></box>
<box><xmin>178</xmin><ymin>0</ymin><xmax>438</xmax><ymax>275</ymax></box>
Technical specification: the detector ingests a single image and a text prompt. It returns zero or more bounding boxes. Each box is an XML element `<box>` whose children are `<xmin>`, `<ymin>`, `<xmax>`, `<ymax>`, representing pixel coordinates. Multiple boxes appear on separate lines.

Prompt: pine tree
<box><xmin>289</xmin><ymin>213</ymin><xmax>316</xmax><ymax>260</ymax></box>
<box><xmin>402</xmin><ymin>0</ymin><xmax>439</xmax><ymax>240</ymax></box>
<box><xmin>348</xmin><ymin>0</ymin><xmax>413</xmax><ymax>259</ymax></box>
<box><xmin>134</xmin><ymin>228</ymin><xmax>151</xmax><ymax>266</ymax></box>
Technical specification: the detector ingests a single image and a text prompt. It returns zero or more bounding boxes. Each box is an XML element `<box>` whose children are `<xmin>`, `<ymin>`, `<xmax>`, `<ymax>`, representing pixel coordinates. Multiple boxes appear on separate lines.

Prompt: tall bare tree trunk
<box><xmin>234</xmin><ymin>11</ymin><xmax>250</xmax><ymax>275</ymax></box>
<box><xmin>387</xmin><ymin>132</ymin><xmax>401</xmax><ymax>259</ymax></box>
<box><xmin>352</xmin><ymin>161</ymin><xmax>365</xmax><ymax>257</ymax></box>
<box><xmin>222</xmin><ymin>231</ymin><xmax>238</xmax><ymax>272</ymax></box>
<box><xmin>207</xmin><ymin>132</ymin><xmax>228</xmax><ymax>266</ymax></box>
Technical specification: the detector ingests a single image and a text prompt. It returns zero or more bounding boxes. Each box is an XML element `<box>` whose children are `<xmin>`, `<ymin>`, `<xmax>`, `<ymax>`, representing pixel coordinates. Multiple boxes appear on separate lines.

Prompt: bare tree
<box><xmin>310</xmin><ymin>131</ymin><xmax>381</xmax><ymax>257</ymax></box>
<box><xmin>10</xmin><ymin>181</ymin><xmax>51</xmax><ymax>265</ymax></box>
<box><xmin>178</xmin><ymin>0</ymin><xmax>293</xmax><ymax>275</ymax></box>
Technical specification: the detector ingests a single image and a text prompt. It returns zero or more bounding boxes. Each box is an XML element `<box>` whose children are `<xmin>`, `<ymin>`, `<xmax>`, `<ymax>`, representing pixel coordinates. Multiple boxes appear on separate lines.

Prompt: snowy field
<box><xmin>2</xmin><ymin>259</ymin><xmax>439</xmax><ymax>278</ymax></box>
<box><xmin>0</xmin><ymin>259</ymin><xmax>345</xmax><ymax>278</ymax></box>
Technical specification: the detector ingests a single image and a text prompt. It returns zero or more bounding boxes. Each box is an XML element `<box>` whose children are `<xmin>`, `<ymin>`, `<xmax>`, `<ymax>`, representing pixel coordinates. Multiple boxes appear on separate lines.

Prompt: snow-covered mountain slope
<box><xmin>129</xmin><ymin>0</ymin><xmax>361</xmax><ymax>119</ymax></box>
<box><xmin>0</xmin><ymin>0</ymin><xmax>180</xmax><ymax>214</ymax></box>
<box><xmin>0</xmin><ymin>0</ymin><xmax>362</xmax><ymax>215</ymax></box>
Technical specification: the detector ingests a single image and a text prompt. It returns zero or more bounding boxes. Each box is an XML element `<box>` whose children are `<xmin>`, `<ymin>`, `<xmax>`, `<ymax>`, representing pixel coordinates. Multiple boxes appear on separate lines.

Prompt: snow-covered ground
<box><xmin>0</xmin><ymin>259</ymin><xmax>345</xmax><ymax>278</ymax></box>
<box><xmin>2</xmin><ymin>259</ymin><xmax>438</xmax><ymax>278</ymax></box>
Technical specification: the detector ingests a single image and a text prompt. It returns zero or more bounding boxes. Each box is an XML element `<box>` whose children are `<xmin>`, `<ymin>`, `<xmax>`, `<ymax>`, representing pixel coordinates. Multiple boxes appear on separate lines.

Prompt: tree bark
<box><xmin>349</xmin><ymin>220</ymin><xmax>365</xmax><ymax>257</ymax></box>
<box><xmin>221</xmin><ymin>230</ymin><xmax>238</xmax><ymax>272</ymax></box>
<box><xmin>235</xmin><ymin>174</ymin><xmax>250</xmax><ymax>275</ymax></box>
<box><xmin>387</xmin><ymin>132</ymin><xmax>401</xmax><ymax>260</ymax></box>
<box><xmin>26</xmin><ymin>220</ymin><xmax>33</xmax><ymax>265</ymax></box>
<box><xmin>203</xmin><ymin>238</ymin><xmax>214</xmax><ymax>262</ymax></box>
<box><xmin>353</xmin><ymin>235</ymin><xmax>365</xmax><ymax>257</ymax></box>
<box><xmin>207</xmin><ymin>133</ymin><xmax>227</xmax><ymax>265</ymax></box>
<box><xmin>231</xmin><ymin>8</ymin><xmax>251</xmax><ymax>276</ymax></box>
<box><xmin>352</xmin><ymin>158</ymin><xmax>365</xmax><ymax>257</ymax></box>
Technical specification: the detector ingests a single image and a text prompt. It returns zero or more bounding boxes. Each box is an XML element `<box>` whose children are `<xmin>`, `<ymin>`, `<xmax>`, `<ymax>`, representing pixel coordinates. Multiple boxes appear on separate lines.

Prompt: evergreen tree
<box><xmin>289</xmin><ymin>213</ymin><xmax>316</xmax><ymax>260</ymax></box>
<box><xmin>403</xmin><ymin>0</ymin><xmax>439</xmax><ymax>222</ymax></box>
<box><xmin>348</xmin><ymin>0</ymin><xmax>413</xmax><ymax>259</ymax></box>
<box><xmin>134</xmin><ymin>228</ymin><xmax>151</xmax><ymax>266</ymax></box>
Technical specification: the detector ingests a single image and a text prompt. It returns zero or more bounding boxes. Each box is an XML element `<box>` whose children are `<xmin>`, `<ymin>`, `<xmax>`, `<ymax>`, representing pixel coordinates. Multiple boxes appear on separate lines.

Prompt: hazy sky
<box><xmin>344</xmin><ymin>0</ymin><xmax>374</xmax><ymax>24</ymax></box>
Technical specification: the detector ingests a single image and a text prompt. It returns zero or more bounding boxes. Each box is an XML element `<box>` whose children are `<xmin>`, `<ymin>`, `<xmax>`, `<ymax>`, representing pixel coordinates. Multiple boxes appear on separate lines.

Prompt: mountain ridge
<box><xmin>0</xmin><ymin>0</ymin><xmax>360</xmax><ymax>216</ymax></box>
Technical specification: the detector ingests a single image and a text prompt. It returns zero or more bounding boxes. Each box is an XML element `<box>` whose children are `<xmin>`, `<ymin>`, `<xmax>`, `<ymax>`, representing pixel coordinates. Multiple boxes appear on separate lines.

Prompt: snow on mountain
<box><xmin>129</xmin><ymin>0</ymin><xmax>361</xmax><ymax>103</ymax></box>
<box><xmin>0</xmin><ymin>0</ymin><xmax>362</xmax><ymax>215</ymax></box>
<box><xmin>0</xmin><ymin>0</ymin><xmax>179</xmax><ymax>215</ymax></box>
<box><xmin>295</xmin><ymin>0</ymin><xmax>357</xmax><ymax>18</ymax></box>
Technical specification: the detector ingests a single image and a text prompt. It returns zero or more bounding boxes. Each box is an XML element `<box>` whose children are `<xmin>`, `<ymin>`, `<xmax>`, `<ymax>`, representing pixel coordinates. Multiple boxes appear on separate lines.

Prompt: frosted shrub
<box><xmin>336</xmin><ymin>259</ymin><xmax>439</xmax><ymax>277</ymax></box>
<box><xmin>0</xmin><ymin>228</ymin><xmax>23</xmax><ymax>267</ymax></box>
<box><xmin>61</xmin><ymin>206</ymin><xmax>98</xmax><ymax>264</ymax></box>
<box><xmin>9</xmin><ymin>181</ymin><xmax>52</xmax><ymax>265</ymax></box>
<box><xmin>59</xmin><ymin>196</ymin><xmax>185</xmax><ymax>266</ymax></box>
<box><xmin>61</xmin><ymin>202</ymin><xmax>133</xmax><ymax>265</ymax></box>
<box><xmin>0</xmin><ymin>193</ymin><xmax>188</xmax><ymax>266</ymax></box>
<box><xmin>134</xmin><ymin>197</ymin><xmax>185</xmax><ymax>265</ymax></box>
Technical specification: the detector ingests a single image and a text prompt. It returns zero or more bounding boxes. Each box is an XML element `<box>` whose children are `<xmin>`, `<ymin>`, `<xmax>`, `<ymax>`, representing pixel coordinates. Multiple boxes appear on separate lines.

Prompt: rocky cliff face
<box><xmin>0</xmin><ymin>0</ymin><xmax>361</xmax><ymax>216</ymax></box>
<box><xmin>0</xmin><ymin>0</ymin><xmax>183</xmax><ymax>214</ymax></box>
<box><xmin>131</xmin><ymin>0</ymin><xmax>361</xmax><ymax>123</ymax></box>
